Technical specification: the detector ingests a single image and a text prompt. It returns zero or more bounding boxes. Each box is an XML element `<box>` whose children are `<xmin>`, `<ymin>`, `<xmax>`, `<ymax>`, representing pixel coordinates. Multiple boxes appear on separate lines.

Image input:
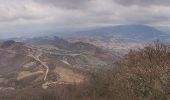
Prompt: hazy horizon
<box><xmin>0</xmin><ymin>0</ymin><xmax>170</xmax><ymax>38</ymax></box>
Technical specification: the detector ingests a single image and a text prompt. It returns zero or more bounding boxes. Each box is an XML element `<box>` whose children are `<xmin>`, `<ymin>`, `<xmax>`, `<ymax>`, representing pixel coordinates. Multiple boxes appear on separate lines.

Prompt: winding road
<box><xmin>0</xmin><ymin>48</ymin><xmax>49</xmax><ymax>81</ymax></box>
<box><xmin>0</xmin><ymin>48</ymin><xmax>73</xmax><ymax>89</ymax></box>
<box><xmin>29</xmin><ymin>50</ymin><xmax>49</xmax><ymax>81</ymax></box>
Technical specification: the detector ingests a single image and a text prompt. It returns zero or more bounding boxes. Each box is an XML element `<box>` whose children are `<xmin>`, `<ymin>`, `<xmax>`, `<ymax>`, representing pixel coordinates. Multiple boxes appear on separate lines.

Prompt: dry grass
<box><xmin>23</xmin><ymin>62</ymin><xmax>35</xmax><ymax>68</ymax></box>
<box><xmin>17</xmin><ymin>71</ymin><xmax>43</xmax><ymax>80</ymax></box>
<box><xmin>55</xmin><ymin>67</ymin><xmax>85</xmax><ymax>83</ymax></box>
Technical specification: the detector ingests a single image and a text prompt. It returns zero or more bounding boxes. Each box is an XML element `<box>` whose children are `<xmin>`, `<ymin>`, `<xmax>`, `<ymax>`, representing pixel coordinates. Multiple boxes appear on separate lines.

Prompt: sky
<box><xmin>0</xmin><ymin>0</ymin><xmax>170</xmax><ymax>38</ymax></box>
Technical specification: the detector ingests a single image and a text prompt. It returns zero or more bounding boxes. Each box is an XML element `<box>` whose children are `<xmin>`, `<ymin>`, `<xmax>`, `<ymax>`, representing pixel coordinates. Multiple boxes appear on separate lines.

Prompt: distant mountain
<box><xmin>72</xmin><ymin>24</ymin><xmax>169</xmax><ymax>42</ymax></box>
<box><xmin>25</xmin><ymin>36</ymin><xmax>71</xmax><ymax>50</ymax></box>
<box><xmin>65</xmin><ymin>25</ymin><xmax>170</xmax><ymax>52</ymax></box>
<box><xmin>0</xmin><ymin>40</ymin><xmax>16</xmax><ymax>48</ymax></box>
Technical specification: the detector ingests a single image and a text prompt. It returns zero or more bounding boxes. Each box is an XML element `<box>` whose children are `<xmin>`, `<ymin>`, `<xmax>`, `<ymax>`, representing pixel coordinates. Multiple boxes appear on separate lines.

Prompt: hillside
<box><xmin>0</xmin><ymin>39</ymin><xmax>113</xmax><ymax>90</ymax></box>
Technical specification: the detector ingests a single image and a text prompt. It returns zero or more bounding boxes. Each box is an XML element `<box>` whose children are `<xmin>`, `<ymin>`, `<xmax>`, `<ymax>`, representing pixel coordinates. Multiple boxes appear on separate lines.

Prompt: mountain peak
<box><xmin>1</xmin><ymin>40</ymin><xmax>16</xmax><ymax>48</ymax></box>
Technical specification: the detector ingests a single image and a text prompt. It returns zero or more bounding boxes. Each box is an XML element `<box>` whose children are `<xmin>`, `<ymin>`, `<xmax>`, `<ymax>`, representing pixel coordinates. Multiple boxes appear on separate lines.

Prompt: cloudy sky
<box><xmin>0</xmin><ymin>0</ymin><xmax>170</xmax><ymax>38</ymax></box>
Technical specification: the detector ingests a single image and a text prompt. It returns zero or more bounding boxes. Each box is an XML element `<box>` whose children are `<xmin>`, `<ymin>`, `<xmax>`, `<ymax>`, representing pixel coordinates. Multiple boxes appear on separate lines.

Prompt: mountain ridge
<box><xmin>71</xmin><ymin>24</ymin><xmax>169</xmax><ymax>42</ymax></box>
<box><xmin>64</xmin><ymin>24</ymin><xmax>170</xmax><ymax>52</ymax></box>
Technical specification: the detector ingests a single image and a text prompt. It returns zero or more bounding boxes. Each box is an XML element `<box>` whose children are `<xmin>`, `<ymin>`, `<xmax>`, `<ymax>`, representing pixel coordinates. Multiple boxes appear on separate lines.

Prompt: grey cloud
<box><xmin>0</xmin><ymin>0</ymin><xmax>170</xmax><ymax>38</ymax></box>
<box><xmin>113</xmin><ymin>0</ymin><xmax>170</xmax><ymax>6</ymax></box>
<box><xmin>35</xmin><ymin>0</ymin><xmax>90</xmax><ymax>9</ymax></box>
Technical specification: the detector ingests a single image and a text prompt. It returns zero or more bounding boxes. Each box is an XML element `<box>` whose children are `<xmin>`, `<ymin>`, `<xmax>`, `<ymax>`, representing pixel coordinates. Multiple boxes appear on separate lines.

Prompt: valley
<box><xmin>1</xmin><ymin>25</ymin><xmax>168</xmax><ymax>90</ymax></box>
<box><xmin>0</xmin><ymin>38</ymin><xmax>113</xmax><ymax>90</ymax></box>
<box><xmin>65</xmin><ymin>25</ymin><xmax>170</xmax><ymax>53</ymax></box>
<box><xmin>0</xmin><ymin>25</ymin><xmax>170</xmax><ymax>100</ymax></box>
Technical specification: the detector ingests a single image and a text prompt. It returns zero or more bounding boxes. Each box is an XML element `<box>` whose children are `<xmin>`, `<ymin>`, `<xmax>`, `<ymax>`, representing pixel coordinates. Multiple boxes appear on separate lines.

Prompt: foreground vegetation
<box><xmin>0</xmin><ymin>41</ymin><xmax>170</xmax><ymax>100</ymax></box>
